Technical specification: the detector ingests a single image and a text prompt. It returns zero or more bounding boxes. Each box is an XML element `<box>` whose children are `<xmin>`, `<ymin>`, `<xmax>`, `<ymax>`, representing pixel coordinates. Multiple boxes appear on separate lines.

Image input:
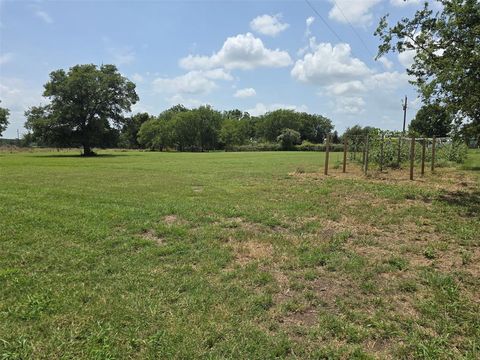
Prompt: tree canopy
<box><xmin>0</xmin><ymin>101</ymin><xmax>9</xmax><ymax>137</ymax></box>
<box><xmin>25</xmin><ymin>64</ymin><xmax>138</xmax><ymax>155</ymax></box>
<box><xmin>136</xmin><ymin>106</ymin><xmax>334</xmax><ymax>151</ymax></box>
<box><xmin>375</xmin><ymin>0</ymin><xmax>480</xmax><ymax>137</ymax></box>
<box><xmin>409</xmin><ymin>103</ymin><xmax>452</xmax><ymax>137</ymax></box>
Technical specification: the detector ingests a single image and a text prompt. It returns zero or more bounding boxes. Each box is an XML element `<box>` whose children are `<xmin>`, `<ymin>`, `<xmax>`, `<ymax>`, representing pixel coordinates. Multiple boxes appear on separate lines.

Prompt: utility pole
<box><xmin>402</xmin><ymin>95</ymin><xmax>408</xmax><ymax>134</ymax></box>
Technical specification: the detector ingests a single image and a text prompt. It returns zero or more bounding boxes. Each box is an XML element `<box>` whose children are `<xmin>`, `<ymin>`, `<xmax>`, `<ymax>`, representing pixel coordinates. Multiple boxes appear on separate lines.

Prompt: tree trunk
<box><xmin>82</xmin><ymin>144</ymin><xmax>95</xmax><ymax>156</ymax></box>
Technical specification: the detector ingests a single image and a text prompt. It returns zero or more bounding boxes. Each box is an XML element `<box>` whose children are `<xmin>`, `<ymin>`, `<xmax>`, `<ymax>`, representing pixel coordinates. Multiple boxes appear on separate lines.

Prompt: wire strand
<box><xmin>304</xmin><ymin>0</ymin><xmax>344</xmax><ymax>44</ymax></box>
<box><xmin>330</xmin><ymin>0</ymin><xmax>376</xmax><ymax>59</ymax></box>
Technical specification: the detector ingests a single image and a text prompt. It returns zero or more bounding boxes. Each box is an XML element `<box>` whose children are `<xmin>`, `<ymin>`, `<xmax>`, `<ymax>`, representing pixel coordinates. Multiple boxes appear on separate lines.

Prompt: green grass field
<box><xmin>1</xmin><ymin>150</ymin><xmax>479</xmax><ymax>359</ymax></box>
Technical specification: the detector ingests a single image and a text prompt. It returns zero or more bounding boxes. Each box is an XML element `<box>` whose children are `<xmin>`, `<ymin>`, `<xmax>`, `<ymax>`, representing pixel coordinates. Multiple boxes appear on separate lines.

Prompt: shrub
<box><xmin>296</xmin><ymin>141</ymin><xmax>344</xmax><ymax>152</ymax></box>
<box><xmin>227</xmin><ymin>142</ymin><xmax>281</xmax><ymax>152</ymax></box>
<box><xmin>277</xmin><ymin>128</ymin><xmax>301</xmax><ymax>150</ymax></box>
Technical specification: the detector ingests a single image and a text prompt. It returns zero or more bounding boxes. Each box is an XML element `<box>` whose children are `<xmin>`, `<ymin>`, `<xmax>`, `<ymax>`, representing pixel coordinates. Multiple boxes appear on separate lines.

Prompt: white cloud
<box><xmin>378</xmin><ymin>56</ymin><xmax>393</xmax><ymax>70</ymax></box>
<box><xmin>153</xmin><ymin>69</ymin><xmax>232</xmax><ymax>95</ymax></box>
<box><xmin>390</xmin><ymin>0</ymin><xmax>421</xmax><ymax>6</ymax></box>
<box><xmin>247</xmin><ymin>103</ymin><xmax>308</xmax><ymax>116</ymax></box>
<box><xmin>398</xmin><ymin>50</ymin><xmax>415</xmax><ymax>68</ymax></box>
<box><xmin>180</xmin><ymin>33</ymin><xmax>292</xmax><ymax>71</ymax></box>
<box><xmin>130</xmin><ymin>73</ymin><xmax>144</xmax><ymax>83</ymax></box>
<box><xmin>328</xmin><ymin>0</ymin><xmax>382</xmax><ymax>26</ymax></box>
<box><xmin>292</xmin><ymin>37</ymin><xmax>411</xmax><ymax>116</ymax></box>
<box><xmin>0</xmin><ymin>77</ymin><xmax>46</xmax><ymax>137</ymax></box>
<box><xmin>291</xmin><ymin>40</ymin><xmax>371</xmax><ymax>85</ymax></box>
<box><xmin>250</xmin><ymin>14</ymin><xmax>289</xmax><ymax>37</ymax></box>
<box><xmin>326</xmin><ymin>81</ymin><xmax>367</xmax><ymax>96</ymax></box>
<box><xmin>234</xmin><ymin>88</ymin><xmax>256</xmax><ymax>98</ymax></box>
<box><xmin>334</xmin><ymin>96</ymin><xmax>366</xmax><ymax>114</ymax></box>
<box><xmin>108</xmin><ymin>47</ymin><xmax>136</xmax><ymax>65</ymax></box>
<box><xmin>0</xmin><ymin>52</ymin><xmax>13</xmax><ymax>65</ymax></box>
<box><xmin>364</xmin><ymin>71</ymin><xmax>409</xmax><ymax>91</ymax></box>
<box><xmin>166</xmin><ymin>94</ymin><xmax>204</xmax><ymax>108</ymax></box>
<box><xmin>305</xmin><ymin>16</ymin><xmax>315</xmax><ymax>37</ymax></box>
<box><xmin>35</xmin><ymin>10</ymin><xmax>53</xmax><ymax>24</ymax></box>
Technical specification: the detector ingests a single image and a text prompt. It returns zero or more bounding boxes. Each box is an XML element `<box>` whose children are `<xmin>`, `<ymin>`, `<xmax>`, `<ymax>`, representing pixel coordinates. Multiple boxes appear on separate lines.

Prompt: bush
<box><xmin>226</xmin><ymin>142</ymin><xmax>281</xmax><ymax>152</ymax></box>
<box><xmin>296</xmin><ymin>141</ymin><xmax>344</xmax><ymax>152</ymax></box>
<box><xmin>436</xmin><ymin>141</ymin><xmax>468</xmax><ymax>164</ymax></box>
<box><xmin>352</xmin><ymin>131</ymin><xmax>468</xmax><ymax>169</ymax></box>
<box><xmin>277</xmin><ymin>128</ymin><xmax>301</xmax><ymax>150</ymax></box>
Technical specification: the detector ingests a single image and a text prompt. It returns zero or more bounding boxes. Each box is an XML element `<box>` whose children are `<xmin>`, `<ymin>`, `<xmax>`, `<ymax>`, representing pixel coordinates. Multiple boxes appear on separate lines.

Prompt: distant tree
<box><xmin>331</xmin><ymin>130</ymin><xmax>340</xmax><ymax>144</ymax></box>
<box><xmin>342</xmin><ymin>125</ymin><xmax>375</xmax><ymax>150</ymax></box>
<box><xmin>409</xmin><ymin>104</ymin><xmax>452</xmax><ymax>137</ymax></box>
<box><xmin>298</xmin><ymin>113</ymin><xmax>333</xmax><ymax>143</ymax></box>
<box><xmin>172</xmin><ymin>106</ymin><xmax>222</xmax><ymax>151</ymax></box>
<box><xmin>257</xmin><ymin>109</ymin><xmax>301</xmax><ymax>142</ymax></box>
<box><xmin>220</xmin><ymin>119</ymin><xmax>245</xmax><ymax>148</ymax></box>
<box><xmin>25</xmin><ymin>64</ymin><xmax>138</xmax><ymax>156</ymax></box>
<box><xmin>120</xmin><ymin>112</ymin><xmax>151</xmax><ymax>148</ymax></box>
<box><xmin>20</xmin><ymin>132</ymin><xmax>35</xmax><ymax>147</ymax></box>
<box><xmin>137</xmin><ymin>119</ymin><xmax>174</xmax><ymax>151</ymax></box>
<box><xmin>375</xmin><ymin>0</ymin><xmax>480</xmax><ymax>135</ymax></box>
<box><xmin>0</xmin><ymin>101</ymin><xmax>9</xmax><ymax>137</ymax></box>
<box><xmin>277</xmin><ymin>128</ymin><xmax>301</xmax><ymax>150</ymax></box>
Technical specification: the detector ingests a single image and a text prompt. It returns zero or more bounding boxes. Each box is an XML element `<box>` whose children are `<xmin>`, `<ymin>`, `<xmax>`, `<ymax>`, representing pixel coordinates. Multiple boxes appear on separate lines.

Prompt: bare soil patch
<box><xmin>140</xmin><ymin>229</ymin><xmax>164</xmax><ymax>245</ymax></box>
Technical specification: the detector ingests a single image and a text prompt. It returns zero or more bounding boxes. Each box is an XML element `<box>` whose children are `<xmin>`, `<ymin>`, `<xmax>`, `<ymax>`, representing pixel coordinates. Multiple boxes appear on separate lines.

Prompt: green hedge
<box><xmin>225</xmin><ymin>141</ymin><xmax>345</xmax><ymax>152</ymax></box>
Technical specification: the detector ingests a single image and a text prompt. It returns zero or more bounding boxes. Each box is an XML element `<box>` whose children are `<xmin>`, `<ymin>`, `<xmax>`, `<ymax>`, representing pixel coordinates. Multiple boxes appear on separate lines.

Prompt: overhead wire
<box><xmin>330</xmin><ymin>0</ymin><xmax>376</xmax><ymax>59</ymax></box>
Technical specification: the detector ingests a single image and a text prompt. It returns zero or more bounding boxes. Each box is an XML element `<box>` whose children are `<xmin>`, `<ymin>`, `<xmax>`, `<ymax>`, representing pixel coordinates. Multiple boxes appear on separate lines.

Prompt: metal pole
<box><xmin>343</xmin><ymin>137</ymin><xmax>348</xmax><ymax>173</ymax></box>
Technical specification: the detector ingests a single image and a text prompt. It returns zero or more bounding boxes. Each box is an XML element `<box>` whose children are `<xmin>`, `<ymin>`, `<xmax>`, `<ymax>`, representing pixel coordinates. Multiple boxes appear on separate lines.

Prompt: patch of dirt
<box><xmin>281</xmin><ymin>308</ymin><xmax>318</xmax><ymax>326</ymax></box>
<box><xmin>229</xmin><ymin>240</ymin><xmax>274</xmax><ymax>266</ymax></box>
<box><xmin>140</xmin><ymin>229</ymin><xmax>164</xmax><ymax>245</ymax></box>
<box><xmin>163</xmin><ymin>215</ymin><xmax>187</xmax><ymax>225</ymax></box>
<box><xmin>290</xmin><ymin>164</ymin><xmax>478</xmax><ymax>193</ymax></box>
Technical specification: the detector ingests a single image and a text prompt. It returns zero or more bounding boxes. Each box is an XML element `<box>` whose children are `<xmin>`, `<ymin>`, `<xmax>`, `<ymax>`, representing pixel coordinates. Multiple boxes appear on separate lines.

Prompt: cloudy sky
<box><xmin>0</xmin><ymin>0</ymin><xmax>434</xmax><ymax>138</ymax></box>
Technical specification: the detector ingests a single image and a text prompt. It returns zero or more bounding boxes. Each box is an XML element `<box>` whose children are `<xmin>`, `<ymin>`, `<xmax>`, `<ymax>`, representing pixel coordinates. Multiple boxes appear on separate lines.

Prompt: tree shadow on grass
<box><xmin>31</xmin><ymin>153</ymin><xmax>139</xmax><ymax>158</ymax></box>
<box><xmin>437</xmin><ymin>190</ymin><xmax>480</xmax><ymax>216</ymax></box>
<box><xmin>463</xmin><ymin>165</ymin><xmax>480</xmax><ymax>172</ymax></box>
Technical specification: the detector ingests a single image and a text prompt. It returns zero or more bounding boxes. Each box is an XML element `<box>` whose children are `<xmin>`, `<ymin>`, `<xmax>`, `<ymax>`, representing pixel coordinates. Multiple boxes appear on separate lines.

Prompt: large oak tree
<box><xmin>25</xmin><ymin>64</ymin><xmax>138</xmax><ymax>155</ymax></box>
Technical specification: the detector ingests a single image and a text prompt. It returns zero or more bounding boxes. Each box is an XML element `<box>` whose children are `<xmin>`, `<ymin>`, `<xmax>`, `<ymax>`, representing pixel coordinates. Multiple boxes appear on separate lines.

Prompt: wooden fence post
<box><xmin>421</xmin><ymin>139</ymin><xmax>426</xmax><ymax>176</ymax></box>
<box><xmin>410</xmin><ymin>136</ymin><xmax>415</xmax><ymax>180</ymax></box>
<box><xmin>324</xmin><ymin>134</ymin><xmax>330</xmax><ymax>175</ymax></box>
<box><xmin>343</xmin><ymin>137</ymin><xmax>348</xmax><ymax>173</ymax></box>
<box><xmin>364</xmin><ymin>134</ymin><xmax>369</xmax><ymax>175</ymax></box>
<box><xmin>362</xmin><ymin>136</ymin><xmax>367</xmax><ymax>165</ymax></box>
<box><xmin>431</xmin><ymin>136</ymin><xmax>436</xmax><ymax>172</ymax></box>
<box><xmin>380</xmin><ymin>133</ymin><xmax>385</xmax><ymax>172</ymax></box>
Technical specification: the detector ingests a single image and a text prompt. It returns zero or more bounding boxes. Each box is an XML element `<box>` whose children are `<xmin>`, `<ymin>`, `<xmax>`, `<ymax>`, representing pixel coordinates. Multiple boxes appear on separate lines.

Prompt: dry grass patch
<box><xmin>140</xmin><ymin>229</ymin><xmax>164</xmax><ymax>245</ymax></box>
<box><xmin>228</xmin><ymin>240</ymin><xmax>274</xmax><ymax>267</ymax></box>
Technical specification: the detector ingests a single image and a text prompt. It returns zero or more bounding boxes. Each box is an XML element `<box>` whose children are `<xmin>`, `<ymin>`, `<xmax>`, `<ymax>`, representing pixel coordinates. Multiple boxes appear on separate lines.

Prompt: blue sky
<box><xmin>0</xmin><ymin>0</ymin><xmax>432</xmax><ymax>138</ymax></box>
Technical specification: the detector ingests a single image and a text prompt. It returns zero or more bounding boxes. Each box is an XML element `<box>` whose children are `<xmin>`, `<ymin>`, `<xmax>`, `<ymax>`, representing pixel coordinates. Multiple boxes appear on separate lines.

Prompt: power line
<box><xmin>330</xmin><ymin>0</ymin><xmax>376</xmax><ymax>59</ymax></box>
<box><xmin>304</xmin><ymin>0</ymin><xmax>343</xmax><ymax>44</ymax></box>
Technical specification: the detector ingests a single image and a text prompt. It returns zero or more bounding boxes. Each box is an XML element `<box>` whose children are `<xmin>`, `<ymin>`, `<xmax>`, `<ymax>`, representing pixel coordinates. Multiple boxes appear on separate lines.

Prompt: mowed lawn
<box><xmin>1</xmin><ymin>150</ymin><xmax>479</xmax><ymax>359</ymax></box>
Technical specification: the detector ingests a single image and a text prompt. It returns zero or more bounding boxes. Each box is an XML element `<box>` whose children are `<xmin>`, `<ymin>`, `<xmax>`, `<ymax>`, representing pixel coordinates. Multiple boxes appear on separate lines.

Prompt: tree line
<box><xmin>0</xmin><ymin>59</ymin><xmax>474</xmax><ymax>154</ymax></box>
<box><xmin>134</xmin><ymin>106</ymin><xmax>334</xmax><ymax>152</ymax></box>
<box><xmin>8</xmin><ymin>64</ymin><xmax>335</xmax><ymax>154</ymax></box>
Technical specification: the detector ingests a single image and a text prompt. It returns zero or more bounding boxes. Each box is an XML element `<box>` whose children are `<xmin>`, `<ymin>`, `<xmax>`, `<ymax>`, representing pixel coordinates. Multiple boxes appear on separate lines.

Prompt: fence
<box><xmin>323</xmin><ymin>133</ymin><xmax>453</xmax><ymax>180</ymax></box>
